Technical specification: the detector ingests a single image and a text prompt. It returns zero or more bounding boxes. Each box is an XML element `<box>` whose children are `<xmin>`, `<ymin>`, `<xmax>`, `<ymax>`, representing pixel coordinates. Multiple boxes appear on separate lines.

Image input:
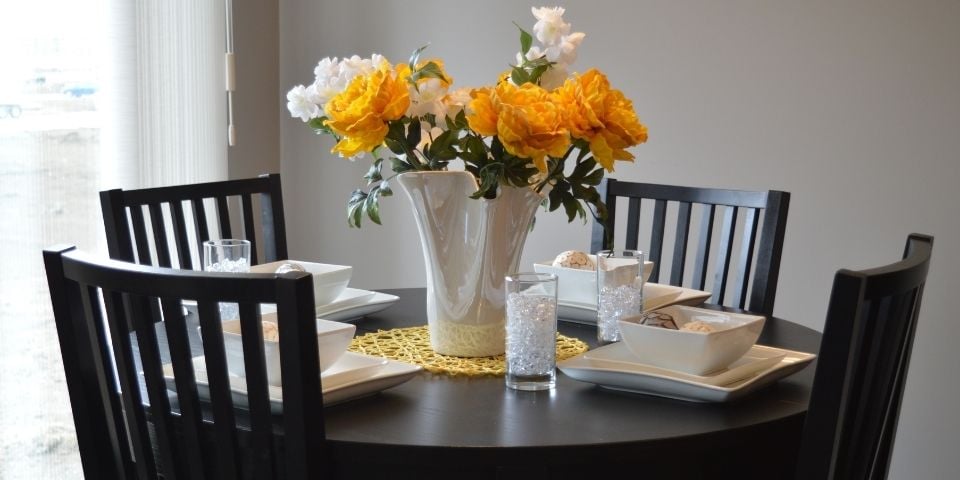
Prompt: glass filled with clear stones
<box><xmin>504</xmin><ymin>272</ymin><xmax>559</xmax><ymax>391</ymax></box>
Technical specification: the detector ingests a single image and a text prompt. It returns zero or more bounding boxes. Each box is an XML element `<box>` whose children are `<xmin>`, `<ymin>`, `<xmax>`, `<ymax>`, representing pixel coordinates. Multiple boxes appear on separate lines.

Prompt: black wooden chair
<box><xmin>43</xmin><ymin>245</ymin><xmax>326</xmax><ymax>480</ymax></box>
<box><xmin>591</xmin><ymin>178</ymin><xmax>790</xmax><ymax>316</ymax></box>
<box><xmin>795</xmin><ymin>233</ymin><xmax>933</xmax><ymax>480</ymax></box>
<box><xmin>100</xmin><ymin>173</ymin><xmax>287</xmax><ymax>269</ymax></box>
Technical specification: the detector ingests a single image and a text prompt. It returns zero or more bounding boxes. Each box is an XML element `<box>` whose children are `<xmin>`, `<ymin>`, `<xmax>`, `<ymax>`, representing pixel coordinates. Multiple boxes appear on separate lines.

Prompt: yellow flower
<box><xmin>466</xmin><ymin>87</ymin><xmax>498</xmax><ymax>136</ymax></box>
<box><xmin>556</xmin><ymin>69</ymin><xmax>648</xmax><ymax>171</ymax></box>
<box><xmin>466</xmin><ymin>82</ymin><xmax>570</xmax><ymax>172</ymax></box>
<box><xmin>324</xmin><ymin>61</ymin><xmax>410</xmax><ymax>157</ymax></box>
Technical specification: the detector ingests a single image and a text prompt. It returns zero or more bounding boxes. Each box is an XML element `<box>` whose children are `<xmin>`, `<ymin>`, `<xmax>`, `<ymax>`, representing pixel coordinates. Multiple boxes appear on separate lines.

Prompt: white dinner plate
<box><xmin>162</xmin><ymin>351</ymin><xmax>422</xmax><ymax>413</ymax></box>
<box><xmin>257</xmin><ymin>288</ymin><xmax>399</xmax><ymax>322</ymax></box>
<box><xmin>557</xmin><ymin>283</ymin><xmax>712</xmax><ymax>324</ymax></box>
<box><xmin>558</xmin><ymin>342</ymin><xmax>815</xmax><ymax>402</ymax></box>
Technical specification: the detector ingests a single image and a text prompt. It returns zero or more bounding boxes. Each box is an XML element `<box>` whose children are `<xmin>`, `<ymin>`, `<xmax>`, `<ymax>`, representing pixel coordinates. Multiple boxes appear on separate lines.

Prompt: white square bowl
<box><xmin>250</xmin><ymin>260</ymin><xmax>352</xmax><ymax>306</ymax></box>
<box><xmin>220</xmin><ymin>317</ymin><xmax>356</xmax><ymax>386</ymax></box>
<box><xmin>533</xmin><ymin>255</ymin><xmax>653</xmax><ymax>305</ymax></box>
<box><xmin>617</xmin><ymin>305</ymin><xmax>765</xmax><ymax>375</ymax></box>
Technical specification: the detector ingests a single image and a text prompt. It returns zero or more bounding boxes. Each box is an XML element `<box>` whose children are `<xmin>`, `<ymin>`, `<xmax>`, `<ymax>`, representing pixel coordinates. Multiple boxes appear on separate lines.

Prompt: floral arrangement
<box><xmin>287</xmin><ymin>6</ymin><xmax>648</xmax><ymax>228</ymax></box>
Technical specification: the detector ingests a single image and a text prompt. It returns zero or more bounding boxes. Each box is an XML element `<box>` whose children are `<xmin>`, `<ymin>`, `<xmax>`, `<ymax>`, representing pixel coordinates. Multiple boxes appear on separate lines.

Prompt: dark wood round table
<box><xmin>319</xmin><ymin>288</ymin><xmax>821</xmax><ymax>479</ymax></box>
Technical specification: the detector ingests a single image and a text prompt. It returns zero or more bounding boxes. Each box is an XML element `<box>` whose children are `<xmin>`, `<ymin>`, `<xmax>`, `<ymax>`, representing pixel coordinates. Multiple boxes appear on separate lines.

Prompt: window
<box><xmin>0</xmin><ymin>1</ymin><xmax>226</xmax><ymax>477</ymax></box>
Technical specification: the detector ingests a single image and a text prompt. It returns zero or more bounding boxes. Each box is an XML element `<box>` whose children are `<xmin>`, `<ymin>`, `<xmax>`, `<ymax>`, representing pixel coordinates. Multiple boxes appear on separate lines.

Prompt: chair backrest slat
<box><xmin>238</xmin><ymin>302</ymin><xmax>278</xmax><ymax>479</ymax></box>
<box><xmin>100</xmin><ymin>174</ymin><xmax>287</xmax><ymax>270</ymax></box>
<box><xmin>710</xmin><ymin>205</ymin><xmax>737</xmax><ymax>306</ymax></box>
<box><xmin>190</xmin><ymin>198</ymin><xmax>211</xmax><ymax>263</ymax></box>
<box><xmin>691</xmin><ymin>204</ymin><xmax>715</xmax><ymax>291</ymax></box>
<box><xmin>148</xmin><ymin>204</ymin><xmax>173</xmax><ymax>268</ymax></box>
<box><xmin>624</xmin><ymin>197</ymin><xmax>641</xmax><ymax>250</ymax></box>
<box><xmin>129</xmin><ymin>207</ymin><xmax>152</xmax><ymax>266</ymax></box>
<box><xmin>732</xmin><ymin>207</ymin><xmax>760</xmax><ymax>309</ymax></box>
<box><xmin>160</xmin><ymin>297</ymin><xmax>207</xmax><ymax>479</ymax></box>
<box><xmin>595</xmin><ymin>178</ymin><xmax>790</xmax><ymax>316</ymax></box>
<box><xmin>44</xmin><ymin>246</ymin><xmax>327</xmax><ymax>480</ymax></box>
<box><xmin>100</xmin><ymin>288</ymin><xmax>158</xmax><ymax>479</ymax></box>
<box><xmin>241</xmin><ymin>193</ymin><xmax>260</xmax><ymax>265</ymax></box>
<box><xmin>277</xmin><ymin>277</ymin><xmax>326</xmax><ymax>479</ymax></box>
<box><xmin>169</xmin><ymin>201</ymin><xmax>194</xmax><ymax>270</ymax></box>
<box><xmin>130</xmin><ymin>294</ymin><xmax>183</xmax><ymax>480</ymax></box>
<box><xmin>195</xmin><ymin>300</ymin><xmax>242</xmax><ymax>478</ymax></box>
<box><xmin>669</xmin><ymin>201</ymin><xmax>692</xmax><ymax>286</ymax></box>
<box><xmin>648</xmin><ymin>199</ymin><xmax>668</xmax><ymax>282</ymax></box>
<box><xmin>796</xmin><ymin>233</ymin><xmax>932</xmax><ymax>480</ymax></box>
<box><xmin>215</xmin><ymin>196</ymin><xmax>232</xmax><ymax>239</ymax></box>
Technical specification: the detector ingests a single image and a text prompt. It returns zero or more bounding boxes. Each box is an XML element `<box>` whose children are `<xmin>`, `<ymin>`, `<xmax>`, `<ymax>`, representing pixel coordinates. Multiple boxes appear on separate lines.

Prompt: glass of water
<box><xmin>203</xmin><ymin>239</ymin><xmax>251</xmax><ymax>320</ymax></box>
<box><xmin>596</xmin><ymin>249</ymin><xmax>645</xmax><ymax>345</ymax></box>
<box><xmin>505</xmin><ymin>272</ymin><xmax>558</xmax><ymax>391</ymax></box>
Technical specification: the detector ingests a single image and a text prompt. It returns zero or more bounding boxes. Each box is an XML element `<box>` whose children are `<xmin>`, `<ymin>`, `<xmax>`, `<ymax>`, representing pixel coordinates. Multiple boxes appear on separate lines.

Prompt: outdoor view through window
<box><xmin>1</xmin><ymin>2</ymin><xmax>105</xmax><ymax>477</ymax></box>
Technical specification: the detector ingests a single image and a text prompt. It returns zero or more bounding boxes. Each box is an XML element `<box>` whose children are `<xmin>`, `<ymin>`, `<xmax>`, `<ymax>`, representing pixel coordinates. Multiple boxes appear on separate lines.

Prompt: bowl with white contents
<box><xmin>617</xmin><ymin>305</ymin><xmax>765</xmax><ymax>375</ymax></box>
<box><xmin>533</xmin><ymin>250</ymin><xmax>653</xmax><ymax>306</ymax></box>
<box><xmin>250</xmin><ymin>260</ymin><xmax>352</xmax><ymax>306</ymax></box>
<box><xmin>219</xmin><ymin>317</ymin><xmax>356</xmax><ymax>386</ymax></box>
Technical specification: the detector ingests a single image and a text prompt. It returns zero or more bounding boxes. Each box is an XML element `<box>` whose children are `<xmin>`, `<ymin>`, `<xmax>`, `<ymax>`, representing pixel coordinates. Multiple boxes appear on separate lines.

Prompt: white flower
<box><xmin>531</xmin><ymin>6</ymin><xmax>570</xmax><ymax>46</ymax></box>
<box><xmin>538</xmin><ymin>64</ymin><xmax>568</xmax><ymax>91</ymax></box>
<box><xmin>286</xmin><ymin>84</ymin><xmax>321</xmax><ymax>122</ymax></box>
<box><xmin>407</xmin><ymin>78</ymin><xmax>449</xmax><ymax>118</ymax></box>
<box><xmin>310</xmin><ymin>54</ymin><xmax>384</xmax><ymax>107</ymax></box>
<box><xmin>437</xmin><ymin>87</ymin><xmax>472</xmax><ymax>128</ymax></box>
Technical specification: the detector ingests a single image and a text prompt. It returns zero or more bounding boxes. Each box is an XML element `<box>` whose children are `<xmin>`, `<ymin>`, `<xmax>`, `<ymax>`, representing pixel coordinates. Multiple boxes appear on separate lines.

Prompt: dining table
<box><xmin>306</xmin><ymin>287</ymin><xmax>821</xmax><ymax>479</ymax></box>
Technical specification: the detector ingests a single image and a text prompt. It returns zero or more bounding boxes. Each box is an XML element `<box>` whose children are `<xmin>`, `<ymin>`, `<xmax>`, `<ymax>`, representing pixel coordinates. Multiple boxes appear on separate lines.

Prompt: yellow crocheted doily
<box><xmin>348</xmin><ymin>325</ymin><xmax>589</xmax><ymax>377</ymax></box>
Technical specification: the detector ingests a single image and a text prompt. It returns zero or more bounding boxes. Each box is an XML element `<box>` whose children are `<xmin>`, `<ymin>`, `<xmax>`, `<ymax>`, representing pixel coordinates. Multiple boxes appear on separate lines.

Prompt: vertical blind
<box><xmin>104</xmin><ymin>0</ymin><xmax>227</xmax><ymax>190</ymax></box>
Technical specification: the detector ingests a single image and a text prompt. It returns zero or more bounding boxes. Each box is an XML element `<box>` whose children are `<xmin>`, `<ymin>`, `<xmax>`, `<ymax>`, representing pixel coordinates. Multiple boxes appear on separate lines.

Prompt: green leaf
<box><xmin>363</xmin><ymin>158</ymin><xmax>384</xmax><ymax>185</ymax></box>
<box><xmin>562</xmin><ymin>194</ymin><xmax>579</xmax><ymax>222</ymax></box>
<box><xmin>514</xmin><ymin>22</ymin><xmax>533</xmax><ymax>55</ymax></box>
<box><xmin>582</xmin><ymin>168</ymin><xmax>605</xmax><ymax>186</ymax></box>
<box><xmin>379</xmin><ymin>181</ymin><xmax>393</xmax><ymax>197</ymax></box>
<box><xmin>428</xmin><ymin>130</ymin><xmax>455</xmax><ymax>158</ymax></box>
<box><xmin>384</xmin><ymin>138</ymin><xmax>407</xmax><ymax>156</ymax></box>
<box><xmin>389</xmin><ymin>157</ymin><xmax>414</xmax><ymax>173</ymax></box>
<box><xmin>453</xmin><ymin>110</ymin><xmax>468</xmax><ymax>130</ymax></box>
<box><xmin>548</xmin><ymin>184</ymin><xmax>563</xmax><ymax>211</ymax></box>
<box><xmin>364</xmin><ymin>188</ymin><xmax>382</xmax><ymax>225</ymax></box>
<box><xmin>406</xmin><ymin>119</ymin><xmax>422</xmax><ymax>150</ymax></box>
<box><xmin>346</xmin><ymin>189</ymin><xmax>368</xmax><ymax>228</ymax></box>
<box><xmin>510</xmin><ymin>67</ymin><xmax>528</xmax><ymax>86</ymax></box>
<box><xmin>528</xmin><ymin>63</ymin><xmax>551</xmax><ymax>85</ymax></box>
<box><xmin>571</xmin><ymin>158</ymin><xmax>598</xmax><ymax>180</ymax></box>
<box><xmin>408</xmin><ymin>44</ymin><xmax>429</xmax><ymax>68</ymax></box>
<box><xmin>411</xmin><ymin>61</ymin><xmax>448</xmax><ymax>83</ymax></box>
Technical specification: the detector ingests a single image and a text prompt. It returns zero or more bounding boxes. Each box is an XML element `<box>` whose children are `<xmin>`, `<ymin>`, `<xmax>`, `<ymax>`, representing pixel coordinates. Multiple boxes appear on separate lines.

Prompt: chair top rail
<box><xmin>607</xmin><ymin>179</ymin><xmax>775</xmax><ymax>209</ymax></box>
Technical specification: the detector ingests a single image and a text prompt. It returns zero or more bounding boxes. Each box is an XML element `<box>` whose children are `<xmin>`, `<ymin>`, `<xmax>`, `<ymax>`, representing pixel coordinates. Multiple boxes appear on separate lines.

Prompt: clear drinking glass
<box><xmin>596</xmin><ymin>249</ymin><xmax>646</xmax><ymax>345</ymax></box>
<box><xmin>203</xmin><ymin>239</ymin><xmax>251</xmax><ymax>320</ymax></box>
<box><xmin>505</xmin><ymin>272</ymin><xmax>559</xmax><ymax>391</ymax></box>
<box><xmin>203</xmin><ymin>239</ymin><xmax>251</xmax><ymax>273</ymax></box>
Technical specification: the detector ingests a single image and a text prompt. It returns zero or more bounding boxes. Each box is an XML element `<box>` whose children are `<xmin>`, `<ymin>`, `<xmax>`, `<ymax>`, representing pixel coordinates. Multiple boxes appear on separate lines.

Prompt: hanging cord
<box><xmin>225</xmin><ymin>0</ymin><xmax>236</xmax><ymax>146</ymax></box>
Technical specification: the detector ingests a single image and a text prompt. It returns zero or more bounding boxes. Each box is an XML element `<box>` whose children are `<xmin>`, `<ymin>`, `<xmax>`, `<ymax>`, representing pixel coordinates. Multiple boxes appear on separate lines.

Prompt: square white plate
<box><xmin>257</xmin><ymin>288</ymin><xmax>399</xmax><ymax>322</ymax></box>
<box><xmin>558</xmin><ymin>342</ymin><xmax>815</xmax><ymax>402</ymax></box>
<box><xmin>162</xmin><ymin>351</ymin><xmax>421</xmax><ymax>413</ymax></box>
<box><xmin>557</xmin><ymin>283</ymin><xmax>712</xmax><ymax>324</ymax></box>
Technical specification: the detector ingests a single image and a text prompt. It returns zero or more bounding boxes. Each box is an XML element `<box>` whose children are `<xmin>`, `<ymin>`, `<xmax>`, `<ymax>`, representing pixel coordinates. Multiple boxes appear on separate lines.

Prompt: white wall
<box><xmin>279</xmin><ymin>1</ymin><xmax>960</xmax><ymax>477</ymax></box>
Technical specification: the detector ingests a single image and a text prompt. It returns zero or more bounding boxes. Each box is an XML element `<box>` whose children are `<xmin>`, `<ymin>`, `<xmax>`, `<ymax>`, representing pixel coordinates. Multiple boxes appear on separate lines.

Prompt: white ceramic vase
<box><xmin>397</xmin><ymin>171</ymin><xmax>543</xmax><ymax>357</ymax></box>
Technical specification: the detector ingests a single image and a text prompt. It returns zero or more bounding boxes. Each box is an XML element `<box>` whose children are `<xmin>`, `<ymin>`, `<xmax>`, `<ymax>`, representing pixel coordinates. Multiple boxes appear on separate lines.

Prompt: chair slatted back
<box><xmin>796</xmin><ymin>234</ymin><xmax>933</xmax><ymax>480</ymax></box>
<box><xmin>43</xmin><ymin>245</ymin><xmax>326</xmax><ymax>480</ymax></box>
<box><xmin>100</xmin><ymin>173</ymin><xmax>287</xmax><ymax>269</ymax></box>
<box><xmin>591</xmin><ymin>178</ymin><xmax>790</xmax><ymax>315</ymax></box>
